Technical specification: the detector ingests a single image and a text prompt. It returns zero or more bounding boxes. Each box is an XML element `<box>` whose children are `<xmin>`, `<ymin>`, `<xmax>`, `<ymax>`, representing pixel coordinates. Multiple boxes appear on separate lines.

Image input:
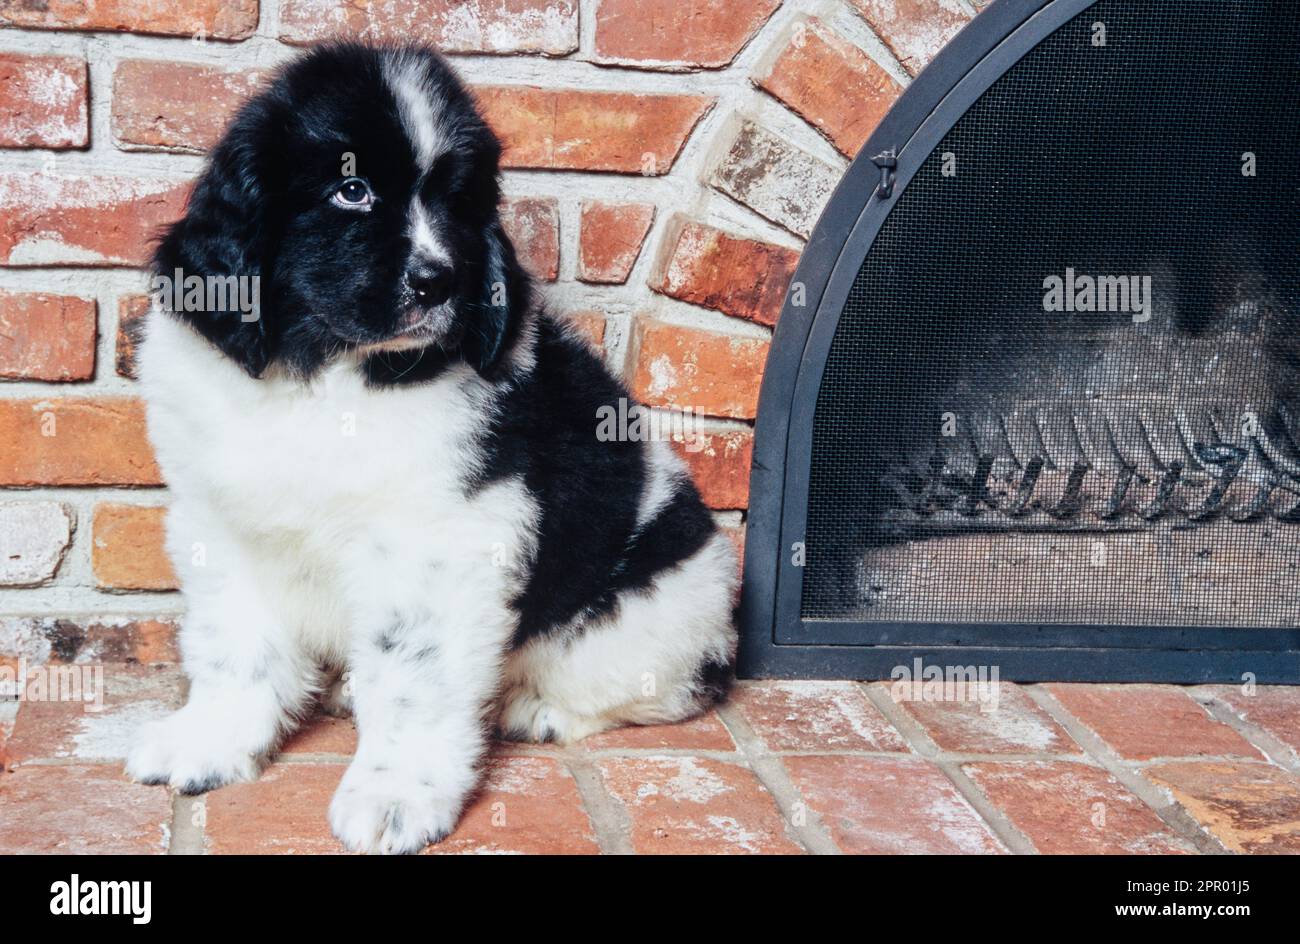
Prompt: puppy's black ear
<box><xmin>463</xmin><ymin>220</ymin><xmax>529</xmax><ymax>376</ymax></box>
<box><xmin>153</xmin><ymin>109</ymin><xmax>277</xmax><ymax>378</ymax></box>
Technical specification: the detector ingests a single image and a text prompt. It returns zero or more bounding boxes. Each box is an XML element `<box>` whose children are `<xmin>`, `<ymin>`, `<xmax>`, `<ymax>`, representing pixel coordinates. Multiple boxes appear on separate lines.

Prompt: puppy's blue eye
<box><xmin>332</xmin><ymin>178</ymin><xmax>374</xmax><ymax>209</ymax></box>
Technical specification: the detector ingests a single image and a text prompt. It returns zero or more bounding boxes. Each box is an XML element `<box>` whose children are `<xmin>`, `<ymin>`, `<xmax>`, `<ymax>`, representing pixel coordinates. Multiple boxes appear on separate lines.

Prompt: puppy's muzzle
<box><xmin>405</xmin><ymin>260</ymin><xmax>454</xmax><ymax>310</ymax></box>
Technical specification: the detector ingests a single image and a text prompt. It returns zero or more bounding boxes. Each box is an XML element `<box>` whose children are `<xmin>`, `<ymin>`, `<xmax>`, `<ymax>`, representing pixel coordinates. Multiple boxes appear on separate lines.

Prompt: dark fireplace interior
<box><xmin>803</xmin><ymin>1</ymin><xmax>1300</xmax><ymax>630</ymax></box>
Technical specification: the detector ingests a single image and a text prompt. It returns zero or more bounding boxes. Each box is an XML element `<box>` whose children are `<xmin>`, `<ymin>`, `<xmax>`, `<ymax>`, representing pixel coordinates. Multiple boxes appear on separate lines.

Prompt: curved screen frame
<box><xmin>737</xmin><ymin>0</ymin><xmax>1300</xmax><ymax>682</ymax></box>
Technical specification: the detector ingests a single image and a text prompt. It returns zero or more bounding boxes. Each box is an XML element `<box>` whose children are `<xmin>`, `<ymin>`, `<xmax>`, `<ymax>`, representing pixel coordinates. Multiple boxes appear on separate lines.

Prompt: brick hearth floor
<box><xmin>2</xmin><ymin>667</ymin><xmax>1298</xmax><ymax>854</ymax></box>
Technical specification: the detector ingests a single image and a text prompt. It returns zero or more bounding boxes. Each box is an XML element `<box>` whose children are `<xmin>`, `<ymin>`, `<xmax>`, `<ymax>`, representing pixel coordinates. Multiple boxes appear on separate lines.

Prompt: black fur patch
<box><xmin>692</xmin><ymin>656</ymin><xmax>735</xmax><ymax>705</ymax></box>
<box><xmin>472</xmin><ymin>319</ymin><xmax>716</xmax><ymax>646</ymax></box>
<box><xmin>177</xmin><ymin>774</ymin><xmax>228</xmax><ymax>796</ymax></box>
<box><xmin>363</xmin><ymin>345</ymin><xmax>454</xmax><ymax>386</ymax></box>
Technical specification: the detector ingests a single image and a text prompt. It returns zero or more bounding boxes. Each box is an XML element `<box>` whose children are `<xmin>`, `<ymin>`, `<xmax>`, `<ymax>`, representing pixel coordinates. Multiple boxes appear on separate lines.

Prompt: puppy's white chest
<box><xmin>139</xmin><ymin>313</ymin><xmax>477</xmax><ymax>540</ymax></box>
<box><xmin>138</xmin><ymin>312</ymin><xmax>534</xmax><ymax>667</ymax></box>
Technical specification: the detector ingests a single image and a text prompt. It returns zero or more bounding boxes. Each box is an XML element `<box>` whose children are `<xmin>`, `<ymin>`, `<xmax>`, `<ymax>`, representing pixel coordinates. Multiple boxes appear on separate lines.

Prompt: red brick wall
<box><xmin>0</xmin><ymin>0</ymin><xmax>978</xmax><ymax>634</ymax></box>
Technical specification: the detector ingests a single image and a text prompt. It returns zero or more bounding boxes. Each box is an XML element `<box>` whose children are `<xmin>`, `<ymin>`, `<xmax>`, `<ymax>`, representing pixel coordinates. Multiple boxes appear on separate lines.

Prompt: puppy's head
<box><xmin>155</xmin><ymin>43</ymin><xmax>527</xmax><ymax>380</ymax></box>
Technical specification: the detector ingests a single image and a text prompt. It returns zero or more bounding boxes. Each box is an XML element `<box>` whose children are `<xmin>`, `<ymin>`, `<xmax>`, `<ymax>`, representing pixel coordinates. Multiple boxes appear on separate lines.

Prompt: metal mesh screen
<box><xmin>802</xmin><ymin>0</ymin><xmax>1300</xmax><ymax>626</ymax></box>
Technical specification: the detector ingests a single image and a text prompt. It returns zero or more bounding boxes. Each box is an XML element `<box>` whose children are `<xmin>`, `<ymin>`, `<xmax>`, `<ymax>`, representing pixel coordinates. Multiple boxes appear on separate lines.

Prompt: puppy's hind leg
<box><xmin>500</xmin><ymin>532</ymin><xmax>738</xmax><ymax>745</ymax></box>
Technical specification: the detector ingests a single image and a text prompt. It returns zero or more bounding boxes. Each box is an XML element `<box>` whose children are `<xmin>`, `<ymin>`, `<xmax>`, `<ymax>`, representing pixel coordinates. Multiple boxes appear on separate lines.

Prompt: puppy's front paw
<box><xmin>329</xmin><ymin>766</ymin><xmax>461</xmax><ymax>854</ymax></box>
<box><xmin>125</xmin><ymin>710</ymin><xmax>262</xmax><ymax>794</ymax></box>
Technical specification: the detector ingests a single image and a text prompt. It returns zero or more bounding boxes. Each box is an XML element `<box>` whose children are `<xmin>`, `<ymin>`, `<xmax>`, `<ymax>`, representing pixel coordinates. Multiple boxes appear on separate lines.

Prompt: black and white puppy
<box><xmin>125</xmin><ymin>43</ymin><xmax>738</xmax><ymax>853</ymax></box>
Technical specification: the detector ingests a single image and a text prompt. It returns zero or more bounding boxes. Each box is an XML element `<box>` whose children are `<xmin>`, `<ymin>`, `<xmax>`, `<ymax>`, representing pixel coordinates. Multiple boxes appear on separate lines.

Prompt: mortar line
<box><xmin>267</xmin><ymin>751</ymin><xmax>352</xmax><ymax>764</ymax></box>
<box><xmin>859</xmin><ymin>681</ymin><xmax>1039</xmax><ymax>855</ymax></box>
<box><xmin>714</xmin><ymin>701</ymin><xmax>840</xmax><ymax>854</ymax></box>
<box><xmin>167</xmin><ymin>792</ymin><xmax>205</xmax><ymax>855</ymax></box>
<box><xmin>24</xmin><ymin>742</ymin><xmax>1183</xmax><ymax>768</ymax></box>
<box><xmin>1187</xmin><ymin>689</ymin><xmax>1300</xmax><ymax>775</ymax></box>
<box><xmin>1023</xmin><ymin>685</ymin><xmax>1231</xmax><ymax>855</ymax></box>
<box><xmin>560</xmin><ymin>746</ymin><xmax>636</xmax><ymax>855</ymax></box>
<box><xmin>578</xmin><ymin>745</ymin><xmax>1095</xmax><ymax>763</ymax></box>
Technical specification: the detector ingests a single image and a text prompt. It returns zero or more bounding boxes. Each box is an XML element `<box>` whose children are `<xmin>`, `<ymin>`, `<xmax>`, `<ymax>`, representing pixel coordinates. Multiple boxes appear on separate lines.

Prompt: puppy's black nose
<box><xmin>406</xmin><ymin>261</ymin><xmax>453</xmax><ymax>308</ymax></box>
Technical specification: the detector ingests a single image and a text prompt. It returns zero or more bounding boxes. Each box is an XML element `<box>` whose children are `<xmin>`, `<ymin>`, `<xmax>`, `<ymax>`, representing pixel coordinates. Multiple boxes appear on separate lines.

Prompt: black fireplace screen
<box><xmin>804</xmin><ymin>0</ymin><xmax>1300</xmax><ymax>625</ymax></box>
<box><xmin>740</xmin><ymin>0</ymin><xmax>1300</xmax><ymax>681</ymax></box>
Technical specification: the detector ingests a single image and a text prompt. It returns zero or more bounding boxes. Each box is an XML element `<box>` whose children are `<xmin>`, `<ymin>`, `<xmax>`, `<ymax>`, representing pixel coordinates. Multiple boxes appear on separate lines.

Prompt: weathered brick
<box><xmin>0</xmin><ymin>765</ymin><xmax>173</xmax><ymax>854</ymax></box>
<box><xmin>116</xmin><ymin>294</ymin><xmax>150</xmax><ymax>379</ymax></box>
<box><xmin>730</xmin><ymin>681</ymin><xmax>908</xmax><ymax>753</ymax></box>
<box><xmin>651</xmin><ymin>217</ymin><xmax>799</xmax><ymax>327</ymax></box>
<box><xmin>673</xmin><ymin>428</ymin><xmax>752</xmax><ymax>510</ymax></box>
<box><xmin>429</xmin><ymin>756</ymin><xmax>599</xmax><ymax>854</ymax></box>
<box><xmin>476</xmin><ymin>86</ymin><xmax>712</xmax><ymax>174</ymax></box>
<box><xmin>280</xmin><ymin>0</ymin><xmax>578</xmax><ymax>55</ymax></box>
<box><xmin>1144</xmin><ymin>761</ymin><xmax>1300</xmax><ymax>854</ymax></box>
<box><xmin>5</xmin><ymin>663</ymin><xmax>182</xmax><ymax>765</ymax></box>
<box><xmin>850</xmin><ymin>0</ymin><xmax>971</xmax><ymax>76</ymax></box>
<box><xmin>722</xmin><ymin>522</ymin><xmax>745</xmax><ymax>580</ymax></box>
<box><xmin>593</xmin><ymin>0</ymin><xmax>781</xmax><ymax>70</ymax></box>
<box><xmin>0</xmin><ymin>0</ymin><xmax>259</xmax><ymax>40</ymax></box>
<box><xmin>0</xmin><ymin>398</ymin><xmax>162</xmax><ymax>486</ymax></box>
<box><xmin>500</xmin><ymin>196</ymin><xmax>559</xmax><ymax>282</ymax></box>
<box><xmin>558</xmin><ymin>310</ymin><xmax>607</xmax><ymax>350</ymax></box>
<box><xmin>0</xmin><ymin>292</ymin><xmax>96</xmax><ymax>381</ymax></box>
<box><xmin>0</xmin><ymin>616</ymin><xmax>180</xmax><ymax>665</ymax></box>
<box><xmin>599</xmin><ymin>755</ymin><xmax>803</xmax><ymax>853</ymax></box>
<box><xmin>578</xmin><ymin>201</ymin><xmax>655</xmax><ymax>284</ymax></box>
<box><xmin>1204</xmin><ymin>686</ymin><xmax>1300</xmax><ymax>760</ymax></box>
<box><xmin>966</xmin><ymin>761</ymin><xmax>1194</xmax><ymax>854</ymax></box>
<box><xmin>205</xmin><ymin>756</ymin><xmax>599</xmax><ymax>854</ymax></box>
<box><xmin>98</xmin><ymin>618</ymin><xmax>178</xmax><ymax>663</ymax></box>
<box><xmin>0</xmin><ymin>501</ymin><xmax>72</xmax><ymax>587</ymax></box>
<box><xmin>0</xmin><ymin>173</ymin><xmax>190</xmax><ymax>267</ymax></box>
<box><xmin>1047</xmin><ymin>684</ymin><xmax>1263</xmax><ymax>762</ymax></box>
<box><xmin>279</xmin><ymin>711</ymin><xmax>357</xmax><ymax>756</ymax></box>
<box><xmin>112</xmin><ymin>60</ymin><xmax>263</xmax><ymax>153</ymax></box>
<box><xmin>92</xmin><ymin>503</ymin><xmax>177</xmax><ymax>592</ymax></box>
<box><xmin>787</xmin><ymin>755</ymin><xmax>1006</xmax><ymax>853</ymax></box>
<box><xmin>707</xmin><ymin>118</ymin><xmax>839</xmax><ymax>239</ymax></box>
<box><xmin>889</xmin><ymin>682</ymin><xmax>1079</xmax><ymax>755</ymax></box>
<box><xmin>0</xmin><ymin>53</ymin><xmax>88</xmax><ymax>148</ymax></box>
<box><xmin>204</xmin><ymin>763</ymin><xmax>346</xmax><ymax>854</ymax></box>
<box><xmin>630</xmin><ymin>319</ymin><xmax>768</xmax><ymax>420</ymax></box>
<box><xmin>0</xmin><ymin>618</ymin><xmax>51</xmax><ymax>664</ymax></box>
<box><xmin>756</xmin><ymin>18</ymin><xmax>902</xmax><ymax>158</ymax></box>
<box><xmin>582</xmin><ymin>710</ymin><xmax>736</xmax><ymax>752</ymax></box>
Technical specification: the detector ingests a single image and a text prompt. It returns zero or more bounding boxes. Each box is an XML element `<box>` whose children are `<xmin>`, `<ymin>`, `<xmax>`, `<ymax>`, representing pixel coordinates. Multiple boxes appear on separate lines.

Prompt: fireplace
<box><xmin>738</xmin><ymin>0</ymin><xmax>1300</xmax><ymax>682</ymax></box>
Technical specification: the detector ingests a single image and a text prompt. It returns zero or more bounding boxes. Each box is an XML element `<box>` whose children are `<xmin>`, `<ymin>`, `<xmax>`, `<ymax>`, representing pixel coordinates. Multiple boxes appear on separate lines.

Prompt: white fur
<box><xmin>126</xmin><ymin>309</ymin><xmax>737</xmax><ymax>853</ymax></box>
<box><xmin>386</xmin><ymin>55</ymin><xmax>455</xmax><ymax>270</ymax></box>
<box><xmin>635</xmin><ymin>439</ymin><xmax>681</xmax><ymax>530</ymax></box>
<box><xmin>382</xmin><ymin>54</ymin><xmax>445</xmax><ymax>172</ymax></box>
<box><xmin>407</xmin><ymin>201</ymin><xmax>452</xmax><ymax>267</ymax></box>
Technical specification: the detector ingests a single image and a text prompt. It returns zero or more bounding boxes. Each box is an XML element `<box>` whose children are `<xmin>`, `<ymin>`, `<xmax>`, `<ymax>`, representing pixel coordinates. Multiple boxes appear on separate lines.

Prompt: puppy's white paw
<box><xmin>329</xmin><ymin>766</ymin><xmax>460</xmax><ymax>855</ymax></box>
<box><xmin>125</xmin><ymin>710</ymin><xmax>262</xmax><ymax>794</ymax></box>
<box><xmin>499</xmin><ymin>689</ymin><xmax>611</xmax><ymax>745</ymax></box>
